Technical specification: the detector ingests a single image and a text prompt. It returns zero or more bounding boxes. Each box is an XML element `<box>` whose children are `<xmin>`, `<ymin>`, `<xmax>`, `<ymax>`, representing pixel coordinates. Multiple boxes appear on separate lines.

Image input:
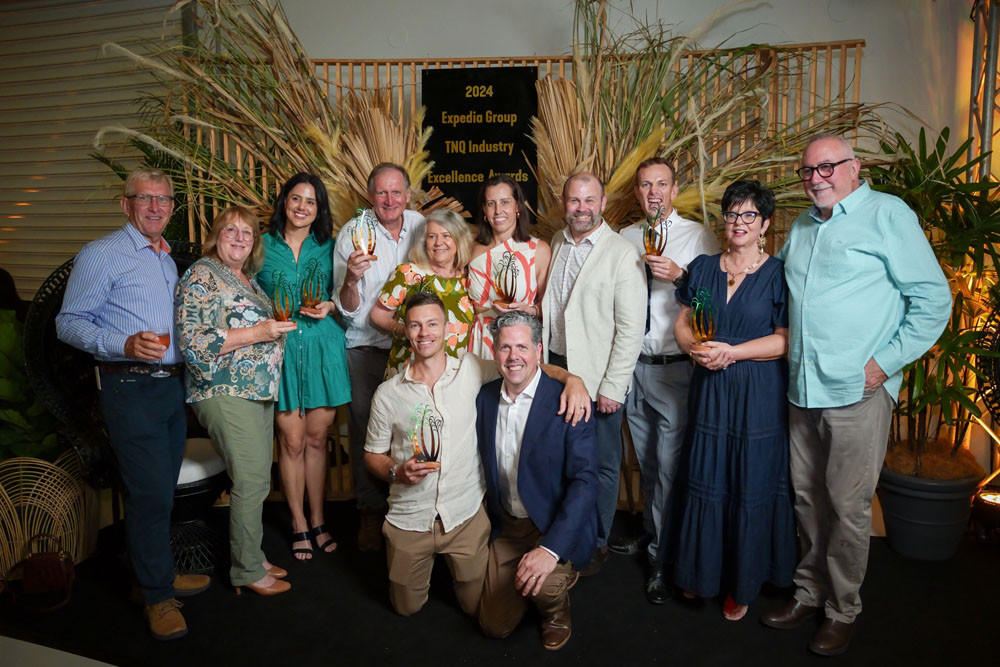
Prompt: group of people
<box><xmin>55</xmin><ymin>132</ymin><xmax>951</xmax><ymax>656</ymax></box>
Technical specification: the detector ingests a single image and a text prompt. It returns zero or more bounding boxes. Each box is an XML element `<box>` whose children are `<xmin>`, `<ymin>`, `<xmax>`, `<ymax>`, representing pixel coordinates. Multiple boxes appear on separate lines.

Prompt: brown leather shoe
<box><xmin>173</xmin><ymin>573</ymin><xmax>211</xmax><ymax>597</ymax></box>
<box><xmin>357</xmin><ymin>511</ymin><xmax>384</xmax><ymax>552</ymax></box>
<box><xmin>540</xmin><ymin>599</ymin><xmax>572</xmax><ymax>651</ymax></box>
<box><xmin>760</xmin><ymin>598</ymin><xmax>821</xmax><ymax>629</ymax></box>
<box><xmin>809</xmin><ymin>618</ymin><xmax>854</xmax><ymax>656</ymax></box>
<box><xmin>579</xmin><ymin>546</ymin><xmax>609</xmax><ymax>577</ymax></box>
<box><xmin>145</xmin><ymin>599</ymin><xmax>187</xmax><ymax>641</ymax></box>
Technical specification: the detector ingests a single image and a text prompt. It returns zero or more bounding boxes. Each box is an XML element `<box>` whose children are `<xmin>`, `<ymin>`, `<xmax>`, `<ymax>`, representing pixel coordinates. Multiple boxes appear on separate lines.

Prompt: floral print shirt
<box><xmin>177</xmin><ymin>256</ymin><xmax>284</xmax><ymax>403</ymax></box>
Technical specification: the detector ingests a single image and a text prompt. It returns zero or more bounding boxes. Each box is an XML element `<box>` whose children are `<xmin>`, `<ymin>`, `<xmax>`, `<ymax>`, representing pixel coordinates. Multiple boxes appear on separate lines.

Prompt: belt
<box><xmin>98</xmin><ymin>362</ymin><xmax>185</xmax><ymax>377</ymax></box>
<box><xmin>637</xmin><ymin>353</ymin><xmax>689</xmax><ymax>365</ymax></box>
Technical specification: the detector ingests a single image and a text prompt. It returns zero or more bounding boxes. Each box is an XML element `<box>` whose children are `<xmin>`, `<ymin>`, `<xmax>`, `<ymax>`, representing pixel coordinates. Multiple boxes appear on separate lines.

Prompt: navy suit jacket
<box><xmin>476</xmin><ymin>370</ymin><xmax>598</xmax><ymax>568</ymax></box>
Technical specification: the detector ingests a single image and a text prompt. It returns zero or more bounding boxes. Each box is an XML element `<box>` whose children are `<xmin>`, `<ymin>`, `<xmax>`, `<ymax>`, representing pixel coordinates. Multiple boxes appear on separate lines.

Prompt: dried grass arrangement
<box><xmin>532</xmin><ymin>0</ymin><xmax>887</xmax><ymax>238</ymax></box>
<box><xmin>94</xmin><ymin>0</ymin><xmax>459</xmax><ymax>236</ymax></box>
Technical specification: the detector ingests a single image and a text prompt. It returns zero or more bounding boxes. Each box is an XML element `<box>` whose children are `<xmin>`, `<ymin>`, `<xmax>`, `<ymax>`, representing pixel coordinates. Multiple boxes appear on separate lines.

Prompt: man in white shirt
<box><xmin>334</xmin><ymin>162</ymin><xmax>423</xmax><ymax>551</ymax></box>
<box><xmin>617</xmin><ymin>158</ymin><xmax>719</xmax><ymax>603</ymax></box>
<box><xmin>476</xmin><ymin>311</ymin><xmax>597</xmax><ymax>651</ymax></box>
<box><xmin>364</xmin><ymin>292</ymin><xmax>591</xmax><ymax>617</ymax></box>
<box><xmin>542</xmin><ymin>172</ymin><xmax>646</xmax><ymax>576</ymax></box>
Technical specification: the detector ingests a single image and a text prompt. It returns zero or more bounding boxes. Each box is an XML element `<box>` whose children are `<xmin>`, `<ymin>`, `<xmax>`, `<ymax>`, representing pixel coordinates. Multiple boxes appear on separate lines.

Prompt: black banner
<box><xmin>421</xmin><ymin>66</ymin><xmax>538</xmax><ymax>217</ymax></box>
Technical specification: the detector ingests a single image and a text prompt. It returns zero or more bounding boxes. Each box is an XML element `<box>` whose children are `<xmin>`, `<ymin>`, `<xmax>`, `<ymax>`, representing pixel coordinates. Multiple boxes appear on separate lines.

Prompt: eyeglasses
<box><xmin>723</xmin><ymin>211</ymin><xmax>760</xmax><ymax>225</ymax></box>
<box><xmin>796</xmin><ymin>158</ymin><xmax>853</xmax><ymax>181</ymax></box>
<box><xmin>221</xmin><ymin>226</ymin><xmax>254</xmax><ymax>242</ymax></box>
<box><xmin>126</xmin><ymin>193</ymin><xmax>174</xmax><ymax>206</ymax></box>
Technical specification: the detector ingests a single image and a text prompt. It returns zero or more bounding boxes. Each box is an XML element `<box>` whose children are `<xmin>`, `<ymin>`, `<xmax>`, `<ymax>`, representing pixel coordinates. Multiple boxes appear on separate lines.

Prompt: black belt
<box><xmin>98</xmin><ymin>362</ymin><xmax>184</xmax><ymax>377</ymax></box>
<box><xmin>637</xmin><ymin>353</ymin><xmax>689</xmax><ymax>365</ymax></box>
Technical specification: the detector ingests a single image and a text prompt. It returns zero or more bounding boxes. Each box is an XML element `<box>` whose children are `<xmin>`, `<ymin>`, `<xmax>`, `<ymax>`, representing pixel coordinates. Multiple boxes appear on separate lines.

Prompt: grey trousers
<box><xmin>192</xmin><ymin>395</ymin><xmax>273</xmax><ymax>587</ymax></box>
<box><xmin>624</xmin><ymin>359</ymin><xmax>692</xmax><ymax>564</ymax></box>
<box><xmin>788</xmin><ymin>387</ymin><xmax>893</xmax><ymax>623</ymax></box>
<box><xmin>346</xmin><ymin>346</ymin><xmax>390</xmax><ymax>513</ymax></box>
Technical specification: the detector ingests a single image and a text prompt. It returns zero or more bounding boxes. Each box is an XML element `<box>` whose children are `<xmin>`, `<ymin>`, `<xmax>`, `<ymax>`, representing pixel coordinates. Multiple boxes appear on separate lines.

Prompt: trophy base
<box><xmin>299</xmin><ymin>306</ymin><xmax>322</xmax><ymax>316</ymax></box>
<box><xmin>274</xmin><ymin>314</ymin><xmax>292</xmax><ymax>322</ymax></box>
<box><xmin>420</xmin><ymin>461</ymin><xmax>441</xmax><ymax>469</ymax></box>
<box><xmin>690</xmin><ymin>343</ymin><xmax>712</xmax><ymax>353</ymax></box>
<box><xmin>493</xmin><ymin>300</ymin><xmax>512</xmax><ymax>310</ymax></box>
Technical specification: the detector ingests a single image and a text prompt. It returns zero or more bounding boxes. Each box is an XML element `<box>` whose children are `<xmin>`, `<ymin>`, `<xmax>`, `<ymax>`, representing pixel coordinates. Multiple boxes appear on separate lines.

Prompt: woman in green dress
<box><xmin>256</xmin><ymin>173</ymin><xmax>351</xmax><ymax>561</ymax></box>
<box><xmin>369</xmin><ymin>209</ymin><xmax>474</xmax><ymax>378</ymax></box>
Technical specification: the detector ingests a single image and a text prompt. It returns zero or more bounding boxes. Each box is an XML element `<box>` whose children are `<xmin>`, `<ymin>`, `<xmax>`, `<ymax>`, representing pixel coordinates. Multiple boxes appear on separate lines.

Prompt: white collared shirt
<box><xmin>333</xmin><ymin>208</ymin><xmax>423</xmax><ymax>349</ymax></box>
<box><xmin>619</xmin><ymin>210</ymin><xmax>719</xmax><ymax>355</ymax></box>
<box><xmin>548</xmin><ymin>221</ymin><xmax>609</xmax><ymax>356</ymax></box>
<box><xmin>495</xmin><ymin>365</ymin><xmax>542</xmax><ymax>518</ymax></box>
<box><xmin>365</xmin><ymin>351</ymin><xmax>499</xmax><ymax>533</ymax></box>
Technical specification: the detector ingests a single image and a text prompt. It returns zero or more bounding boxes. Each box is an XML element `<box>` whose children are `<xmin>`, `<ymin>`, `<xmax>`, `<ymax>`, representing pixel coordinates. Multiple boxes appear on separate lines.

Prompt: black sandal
<box><xmin>310</xmin><ymin>524</ymin><xmax>337</xmax><ymax>553</ymax></box>
<box><xmin>291</xmin><ymin>530</ymin><xmax>313</xmax><ymax>559</ymax></box>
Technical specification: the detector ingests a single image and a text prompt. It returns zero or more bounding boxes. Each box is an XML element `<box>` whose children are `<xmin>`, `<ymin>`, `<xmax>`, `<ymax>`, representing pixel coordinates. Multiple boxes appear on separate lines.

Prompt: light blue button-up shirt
<box><xmin>57</xmin><ymin>222</ymin><xmax>181</xmax><ymax>364</ymax></box>
<box><xmin>777</xmin><ymin>182</ymin><xmax>951</xmax><ymax>409</ymax></box>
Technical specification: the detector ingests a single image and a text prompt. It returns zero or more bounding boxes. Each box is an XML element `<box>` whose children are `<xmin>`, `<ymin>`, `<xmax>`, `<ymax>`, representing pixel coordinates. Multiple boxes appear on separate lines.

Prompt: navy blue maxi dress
<box><xmin>671</xmin><ymin>253</ymin><xmax>796</xmax><ymax>605</ymax></box>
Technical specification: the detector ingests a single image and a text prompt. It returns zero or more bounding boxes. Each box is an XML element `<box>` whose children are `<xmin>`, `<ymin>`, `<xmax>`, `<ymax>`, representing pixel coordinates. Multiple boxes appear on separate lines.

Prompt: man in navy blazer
<box><xmin>476</xmin><ymin>311</ymin><xmax>597</xmax><ymax>651</ymax></box>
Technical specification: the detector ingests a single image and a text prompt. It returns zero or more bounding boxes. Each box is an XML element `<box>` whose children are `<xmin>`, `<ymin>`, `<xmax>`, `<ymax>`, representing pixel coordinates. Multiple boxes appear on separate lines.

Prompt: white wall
<box><xmin>282</xmin><ymin>0</ymin><xmax>973</xmax><ymax>144</ymax></box>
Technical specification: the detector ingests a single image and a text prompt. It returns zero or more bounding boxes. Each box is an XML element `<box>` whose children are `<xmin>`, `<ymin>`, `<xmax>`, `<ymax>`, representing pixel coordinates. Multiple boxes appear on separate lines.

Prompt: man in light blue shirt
<box><xmin>763</xmin><ymin>134</ymin><xmax>951</xmax><ymax>656</ymax></box>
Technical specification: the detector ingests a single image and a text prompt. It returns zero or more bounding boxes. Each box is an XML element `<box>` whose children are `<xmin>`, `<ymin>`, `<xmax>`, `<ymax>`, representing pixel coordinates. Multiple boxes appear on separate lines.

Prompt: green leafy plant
<box><xmin>0</xmin><ymin>310</ymin><xmax>63</xmax><ymax>461</ymax></box>
<box><xmin>869</xmin><ymin>127</ymin><xmax>999</xmax><ymax>477</ymax></box>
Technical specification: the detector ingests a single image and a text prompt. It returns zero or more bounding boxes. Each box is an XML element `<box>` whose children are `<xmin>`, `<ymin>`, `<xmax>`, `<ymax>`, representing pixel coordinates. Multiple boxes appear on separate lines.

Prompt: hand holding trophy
<box><xmin>299</xmin><ymin>258</ymin><xmax>325</xmax><ymax>316</ymax></box>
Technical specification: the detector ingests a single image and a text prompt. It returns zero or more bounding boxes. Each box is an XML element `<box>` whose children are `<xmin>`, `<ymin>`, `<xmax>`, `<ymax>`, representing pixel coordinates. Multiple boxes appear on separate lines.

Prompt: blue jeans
<box><xmin>99</xmin><ymin>372</ymin><xmax>186</xmax><ymax>605</ymax></box>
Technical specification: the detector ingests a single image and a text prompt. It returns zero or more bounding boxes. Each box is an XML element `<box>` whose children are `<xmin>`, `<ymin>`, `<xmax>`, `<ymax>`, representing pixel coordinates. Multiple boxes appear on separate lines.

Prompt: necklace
<box><xmin>722</xmin><ymin>249</ymin><xmax>764</xmax><ymax>286</ymax></box>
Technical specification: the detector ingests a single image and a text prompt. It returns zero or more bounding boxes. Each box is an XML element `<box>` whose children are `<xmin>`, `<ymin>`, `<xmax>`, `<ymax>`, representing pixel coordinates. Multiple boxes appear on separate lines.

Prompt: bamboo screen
<box><xmin>184</xmin><ymin>40</ymin><xmax>864</xmax><ymax>236</ymax></box>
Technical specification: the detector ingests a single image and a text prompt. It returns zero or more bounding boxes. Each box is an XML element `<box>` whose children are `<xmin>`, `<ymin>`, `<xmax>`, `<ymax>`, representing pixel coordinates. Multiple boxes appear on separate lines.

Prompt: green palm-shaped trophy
<box><xmin>690</xmin><ymin>287</ymin><xmax>715</xmax><ymax>352</ymax></box>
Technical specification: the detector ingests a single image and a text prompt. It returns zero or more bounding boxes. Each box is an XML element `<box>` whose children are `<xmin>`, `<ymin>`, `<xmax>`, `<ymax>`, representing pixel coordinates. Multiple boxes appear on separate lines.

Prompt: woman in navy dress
<box><xmin>671</xmin><ymin>180</ymin><xmax>796</xmax><ymax>620</ymax></box>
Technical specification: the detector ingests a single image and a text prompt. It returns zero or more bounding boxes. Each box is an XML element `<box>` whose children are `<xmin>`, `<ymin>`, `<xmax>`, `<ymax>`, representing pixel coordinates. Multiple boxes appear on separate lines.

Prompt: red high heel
<box><xmin>723</xmin><ymin>594</ymin><xmax>748</xmax><ymax>621</ymax></box>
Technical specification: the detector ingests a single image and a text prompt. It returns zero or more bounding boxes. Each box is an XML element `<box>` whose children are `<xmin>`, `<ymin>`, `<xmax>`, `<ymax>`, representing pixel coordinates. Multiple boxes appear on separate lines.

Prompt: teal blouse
<box><xmin>176</xmin><ymin>256</ymin><xmax>284</xmax><ymax>403</ymax></box>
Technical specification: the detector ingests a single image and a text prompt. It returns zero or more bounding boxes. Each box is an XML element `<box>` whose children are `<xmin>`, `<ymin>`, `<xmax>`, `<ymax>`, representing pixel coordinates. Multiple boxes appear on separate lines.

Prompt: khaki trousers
<box><xmin>382</xmin><ymin>504</ymin><xmax>490</xmax><ymax>617</ymax></box>
<box><xmin>788</xmin><ymin>387</ymin><xmax>893</xmax><ymax>623</ymax></box>
<box><xmin>479</xmin><ymin>515</ymin><xmax>576</xmax><ymax>638</ymax></box>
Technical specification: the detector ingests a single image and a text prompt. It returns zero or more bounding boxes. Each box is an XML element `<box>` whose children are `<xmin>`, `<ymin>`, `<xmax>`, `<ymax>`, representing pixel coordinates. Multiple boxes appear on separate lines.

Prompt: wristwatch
<box><xmin>672</xmin><ymin>268</ymin><xmax>688</xmax><ymax>287</ymax></box>
<box><xmin>388</xmin><ymin>464</ymin><xmax>398</xmax><ymax>485</ymax></box>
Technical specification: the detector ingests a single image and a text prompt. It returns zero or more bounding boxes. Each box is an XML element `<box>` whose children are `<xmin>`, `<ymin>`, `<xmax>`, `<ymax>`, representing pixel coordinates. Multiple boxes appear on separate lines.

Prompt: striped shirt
<box><xmin>56</xmin><ymin>222</ymin><xmax>181</xmax><ymax>364</ymax></box>
<box><xmin>332</xmin><ymin>208</ymin><xmax>422</xmax><ymax>349</ymax></box>
<box><xmin>547</xmin><ymin>221</ymin><xmax>608</xmax><ymax>356</ymax></box>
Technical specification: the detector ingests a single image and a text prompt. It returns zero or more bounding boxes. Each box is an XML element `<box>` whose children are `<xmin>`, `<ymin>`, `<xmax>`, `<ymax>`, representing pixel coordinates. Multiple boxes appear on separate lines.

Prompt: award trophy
<box><xmin>299</xmin><ymin>258</ymin><xmax>325</xmax><ymax>316</ymax></box>
<box><xmin>689</xmin><ymin>287</ymin><xmax>715</xmax><ymax>352</ymax></box>
<box><xmin>642</xmin><ymin>206</ymin><xmax>667</xmax><ymax>256</ymax></box>
<box><xmin>351</xmin><ymin>208</ymin><xmax>379</xmax><ymax>259</ymax></box>
<box><xmin>409</xmin><ymin>404</ymin><xmax>442</xmax><ymax>469</ymax></box>
<box><xmin>492</xmin><ymin>251</ymin><xmax>521</xmax><ymax>309</ymax></box>
<box><xmin>270</xmin><ymin>270</ymin><xmax>296</xmax><ymax>322</ymax></box>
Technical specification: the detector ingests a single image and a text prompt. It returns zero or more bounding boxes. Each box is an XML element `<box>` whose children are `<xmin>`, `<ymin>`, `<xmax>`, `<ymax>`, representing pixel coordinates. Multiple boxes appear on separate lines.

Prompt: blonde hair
<box><xmin>408</xmin><ymin>209</ymin><xmax>474</xmax><ymax>271</ymax></box>
<box><xmin>124</xmin><ymin>168</ymin><xmax>173</xmax><ymax>197</ymax></box>
<box><xmin>203</xmin><ymin>206</ymin><xmax>265</xmax><ymax>275</ymax></box>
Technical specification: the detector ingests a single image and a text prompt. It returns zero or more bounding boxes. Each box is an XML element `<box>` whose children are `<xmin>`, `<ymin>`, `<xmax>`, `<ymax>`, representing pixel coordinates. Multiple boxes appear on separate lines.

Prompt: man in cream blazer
<box><xmin>541</xmin><ymin>172</ymin><xmax>647</xmax><ymax>575</ymax></box>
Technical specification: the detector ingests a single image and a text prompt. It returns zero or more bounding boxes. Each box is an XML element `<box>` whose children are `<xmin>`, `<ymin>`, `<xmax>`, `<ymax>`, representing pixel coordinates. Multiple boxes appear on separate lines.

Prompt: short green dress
<box><xmin>378</xmin><ymin>263</ymin><xmax>474</xmax><ymax>378</ymax></box>
<box><xmin>256</xmin><ymin>231</ymin><xmax>351</xmax><ymax>413</ymax></box>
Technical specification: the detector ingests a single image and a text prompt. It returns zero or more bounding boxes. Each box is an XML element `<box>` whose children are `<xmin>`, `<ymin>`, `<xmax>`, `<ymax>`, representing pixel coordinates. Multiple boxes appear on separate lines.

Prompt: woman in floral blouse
<box><xmin>177</xmin><ymin>205</ymin><xmax>296</xmax><ymax>596</ymax></box>
<box><xmin>369</xmin><ymin>208</ymin><xmax>475</xmax><ymax>378</ymax></box>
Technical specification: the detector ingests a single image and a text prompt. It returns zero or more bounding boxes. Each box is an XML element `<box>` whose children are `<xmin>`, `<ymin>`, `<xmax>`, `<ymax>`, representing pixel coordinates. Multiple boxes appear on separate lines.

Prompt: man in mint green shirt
<box><xmin>763</xmin><ymin>134</ymin><xmax>951</xmax><ymax>656</ymax></box>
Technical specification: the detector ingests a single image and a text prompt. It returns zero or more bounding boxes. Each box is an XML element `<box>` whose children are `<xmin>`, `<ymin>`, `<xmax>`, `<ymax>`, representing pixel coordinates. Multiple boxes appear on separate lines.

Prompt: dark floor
<box><xmin>1</xmin><ymin>502</ymin><xmax>998</xmax><ymax>667</ymax></box>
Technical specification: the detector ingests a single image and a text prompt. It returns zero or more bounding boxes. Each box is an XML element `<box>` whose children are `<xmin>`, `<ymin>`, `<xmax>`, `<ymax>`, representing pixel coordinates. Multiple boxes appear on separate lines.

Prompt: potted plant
<box><xmin>868</xmin><ymin>127</ymin><xmax>997</xmax><ymax>560</ymax></box>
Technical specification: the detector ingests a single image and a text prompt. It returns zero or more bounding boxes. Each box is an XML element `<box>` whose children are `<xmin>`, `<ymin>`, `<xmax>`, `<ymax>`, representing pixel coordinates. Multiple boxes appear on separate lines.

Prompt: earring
<box><xmin>757</xmin><ymin>233</ymin><xmax>766</xmax><ymax>252</ymax></box>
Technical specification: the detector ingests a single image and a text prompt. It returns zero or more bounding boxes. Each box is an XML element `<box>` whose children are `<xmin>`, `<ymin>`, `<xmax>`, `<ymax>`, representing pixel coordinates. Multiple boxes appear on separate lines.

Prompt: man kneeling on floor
<box><xmin>476</xmin><ymin>311</ymin><xmax>597</xmax><ymax>651</ymax></box>
<box><xmin>364</xmin><ymin>293</ymin><xmax>591</xmax><ymax>617</ymax></box>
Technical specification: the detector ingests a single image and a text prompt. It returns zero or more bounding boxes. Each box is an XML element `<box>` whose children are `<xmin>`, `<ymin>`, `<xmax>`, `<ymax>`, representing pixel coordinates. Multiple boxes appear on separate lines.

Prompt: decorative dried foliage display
<box><xmin>532</xmin><ymin>0</ymin><xmax>886</xmax><ymax>238</ymax></box>
<box><xmin>93</xmin><ymin>0</ymin><xmax>458</xmax><ymax>236</ymax></box>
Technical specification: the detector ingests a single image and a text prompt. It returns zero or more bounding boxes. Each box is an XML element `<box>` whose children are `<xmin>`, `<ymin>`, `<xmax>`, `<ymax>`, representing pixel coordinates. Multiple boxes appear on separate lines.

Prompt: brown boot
<box><xmin>809</xmin><ymin>618</ymin><xmax>854</xmax><ymax>656</ymax></box>
<box><xmin>760</xmin><ymin>598</ymin><xmax>821</xmax><ymax>629</ymax></box>
<box><xmin>540</xmin><ymin>599</ymin><xmax>572</xmax><ymax>651</ymax></box>
<box><xmin>173</xmin><ymin>573</ymin><xmax>211</xmax><ymax>597</ymax></box>
<box><xmin>357</xmin><ymin>511</ymin><xmax>384</xmax><ymax>552</ymax></box>
<box><xmin>145</xmin><ymin>599</ymin><xmax>187</xmax><ymax>641</ymax></box>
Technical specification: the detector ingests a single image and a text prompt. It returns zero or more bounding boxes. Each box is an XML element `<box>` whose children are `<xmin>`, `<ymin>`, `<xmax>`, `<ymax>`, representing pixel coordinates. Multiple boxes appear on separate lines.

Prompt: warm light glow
<box><xmin>6</xmin><ymin>216</ymin><xmax>23</xmax><ymax>220</ymax></box>
<box><xmin>14</xmin><ymin>202</ymin><xmax>30</xmax><ymax>207</ymax></box>
<box><xmin>1</xmin><ymin>227</ymin><xmax>15</xmax><ymax>231</ymax></box>
<box><xmin>980</xmin><ymin>491</ymin><xmax>1000</xmax><ymax>506</ymax></box>
<box><xmin>30</xmin><ymin>176</ymin><xmax>46</xmax><ymax>180</ymax></box>
<box><xmin>23</xmin><ymin>189</ymin><xmax>39</xmax><ymax>193</ymax></box>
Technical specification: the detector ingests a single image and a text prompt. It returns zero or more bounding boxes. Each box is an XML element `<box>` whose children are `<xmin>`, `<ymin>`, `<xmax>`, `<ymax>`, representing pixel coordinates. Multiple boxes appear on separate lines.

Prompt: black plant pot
<box><xmin>877</xmin><ymin>466</ymin><xmax>983</xmax><ymax>561</ymax></box>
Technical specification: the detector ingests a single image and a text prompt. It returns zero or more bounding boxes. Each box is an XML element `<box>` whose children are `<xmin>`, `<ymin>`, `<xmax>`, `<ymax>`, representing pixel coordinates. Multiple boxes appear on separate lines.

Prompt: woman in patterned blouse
<box><xmin>369</xmin><ymin>209</ymin><xmax>475</xmax><ymax>378</ymax></box>
<box><xmin>177</xmin><ymin>206</ymin><xmax>296</xmax><ymax>596</ymax></box>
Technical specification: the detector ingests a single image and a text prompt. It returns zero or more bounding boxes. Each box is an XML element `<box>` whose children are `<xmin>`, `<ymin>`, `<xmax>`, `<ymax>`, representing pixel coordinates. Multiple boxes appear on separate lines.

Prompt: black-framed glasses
<box><xmin>796</xmin><ymin>158</ymin><xmax>852</xmax><ymax>181</ymax></box>
<box><xmin>126</xmin><ymin>193</ymin><xmax>174</xmax><ymax>206</ymax></box>
<box><xmin>723</xmin><ymin>211</ymin><xmax>760</xmax><ymax>225</ymax></box>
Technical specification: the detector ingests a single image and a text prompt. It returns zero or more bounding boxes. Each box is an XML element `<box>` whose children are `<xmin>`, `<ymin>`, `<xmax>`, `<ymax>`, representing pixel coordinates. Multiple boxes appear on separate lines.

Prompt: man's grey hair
<box><xmin>804</xmin><ymin>133</ymin><xmax>856</xmax><ymax>159</ymax></box>
<box><xmin>124</xmin><ymin>167</ymin><xmax>173</xmax><ymax>197</ymax></box>
<box><xmin>488</xmin><ymin>310</ymin><xmax>542</xmax><ymax>346</ymax></box>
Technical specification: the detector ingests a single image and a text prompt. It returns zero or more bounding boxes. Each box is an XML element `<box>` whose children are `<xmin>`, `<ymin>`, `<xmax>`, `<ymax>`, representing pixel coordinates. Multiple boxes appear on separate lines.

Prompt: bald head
<box><xmin>562</xmin><ymin>172</ymin><xmax>605</xmax><ymax>199</ymax></box>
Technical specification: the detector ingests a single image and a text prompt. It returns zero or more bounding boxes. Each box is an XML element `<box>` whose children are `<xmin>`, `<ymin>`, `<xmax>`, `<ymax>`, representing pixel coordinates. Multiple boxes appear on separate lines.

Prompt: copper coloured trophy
<box><xmin>299</xmin><ymin>258</ymin><xmax>325</xmax><ymax>316</ymax></box>
<box><xmin>642</xmin><ymin>205</ymin><xmax>667</xmax><ymax>256</ymax></box>
<box><xmin>270</xmin><ymin>270</ymin><xmax>295</xmax><ymax>322</ymax></box>
<box><xmin>492</xmin><ymin>251</ymin><xmax>521</xmax><ymax>309</ymax></box>
<box><xmin>351</xmin><ymin>208</ymin><xmax>379</xmax><ymax>259</ymax></box>
<box><xmin>689</xmin><ymin>287</ymin><xmax>715</xmax><ymax>352</ymax></box>
<box><xmin>409</xmin><ymin>404</ymin><xmax>442</xmax><ymax>469</ymax></box>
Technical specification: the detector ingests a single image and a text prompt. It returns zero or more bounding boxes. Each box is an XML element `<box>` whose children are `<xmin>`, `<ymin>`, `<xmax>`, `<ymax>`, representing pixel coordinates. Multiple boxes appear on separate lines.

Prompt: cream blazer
<box><xmin>542</xmin><ymin>225</ymin><xmax>647</xmax><ymax>403</ymax></box>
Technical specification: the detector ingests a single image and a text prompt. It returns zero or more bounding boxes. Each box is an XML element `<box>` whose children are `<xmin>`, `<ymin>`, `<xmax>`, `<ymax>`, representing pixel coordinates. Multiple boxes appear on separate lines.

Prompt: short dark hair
<box><xmin>367</xmin><ymin>163</ymin><xmax>410</xmax><ymax>192</ymax></box>
<box><xmin>489</xmin><ymin>310</ymin><xmax>542</xmax><ymax>346</ymax></box>
<box><xmin>562</xmin><ymin>172</ymin><xmax>605</xmax><ymax>199</ymax></box>
<box><xmin>403</xmin><ymin>290</ymin><xmax>446</xmax><ymax>321</ymax></box>
<box><xmin>474</xmin><ymin>174</ymin><xmax>533</xmax><ymax>245</ymax></box>
<box><xmin>635</xmin><ymin>157</ymin><xmax>677</xmax><ymax>184</ymax></box>
<box><xmin>268</xmin><ymin>173</ymin><xmax>333</xmax><ymax>245</ymax></box>
<box><xmin>721</xmin><ymin>180</ymin><xmax>776</xmax><ymax>221</ymax></box>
